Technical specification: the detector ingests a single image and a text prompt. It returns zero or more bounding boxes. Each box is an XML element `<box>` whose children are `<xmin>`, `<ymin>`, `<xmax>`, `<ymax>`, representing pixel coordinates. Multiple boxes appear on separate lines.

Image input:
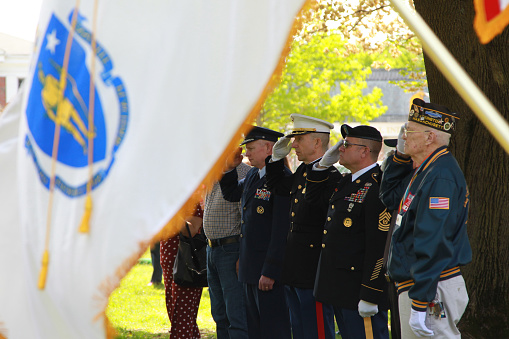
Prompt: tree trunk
<box><xmin>413</xmin><ymin>0</ymin><xmax>509</xmax><ymax>337</ymax></box>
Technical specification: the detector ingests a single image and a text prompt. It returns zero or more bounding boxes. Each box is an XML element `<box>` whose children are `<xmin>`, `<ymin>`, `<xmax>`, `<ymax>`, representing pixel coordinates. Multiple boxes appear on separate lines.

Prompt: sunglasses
<box><xmin>340</xmin><ymin>140</ymin><xmax>370</xmax><ymax>151</ymax></box>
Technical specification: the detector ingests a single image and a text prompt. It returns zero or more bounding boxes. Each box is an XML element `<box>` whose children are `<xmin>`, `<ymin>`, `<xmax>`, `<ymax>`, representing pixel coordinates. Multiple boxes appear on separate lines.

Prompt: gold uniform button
<box><xmin>303</xmin><ymin>172</ymin><xmax>307</xmax><ymax>177</ymax></box>
<box><xmin>243</xmin><ymin>207</ymin><xmax>247</xmax><ymax>210</ymax></box>
<box><xmin>310</xmin><ymin>244</ymin><xmax>314</xmax><ymax>248</ymax></box>
<box><xmin>323</xmin><ymin>230</ymin><xmax>327</xmax><ymax>235</ymax></box>
<box><xmin>291</xmin><ymin>212</ymin><xmax>295</xmax><ymax>217</ymax></box>
<box><xmin>327</xmin><ymin>217</ymin><xmax>331</xmax><ymax>221</ymax></box>
<box><xmin>332</xmin><ymin>205</ymin><xmax>335</xmax><ymax>209</ymax></box>
<box><xmin>322</xmin><ymin>243</ymin><xmax>326</xmax><ymax>248</ymax></box>
<box><xmin>298</xmin><ymin>185</ymin><xmax>302</xmax><ymax>189</ymax></box>
<box><xmin>240</xmin><ymin>234</ymin><xmax>243</xmax><ymax>238</ymax></box>
<box><xmin>241</xmin><ymin>220</ymin><xmax>244</xmax><ymax>224</ymax></box>
<box><xmin>351</xmin><ymin>267</ymin><xmax>355</xmax><ymax>271</ymax></box>
<box><xmin>295</xmin><ymin>199</ymin><xmax>298</xmax><ymax>203</ymax></box>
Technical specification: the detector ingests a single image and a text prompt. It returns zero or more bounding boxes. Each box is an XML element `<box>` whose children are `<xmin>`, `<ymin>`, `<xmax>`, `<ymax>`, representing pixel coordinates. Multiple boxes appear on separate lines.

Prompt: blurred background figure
<box><xmin>148</xmin><ymin>241</ymin><xmax>162</xmax><ymax>286</ymax></box>
<box><xmin>161</xmin><ymin>201</ymin><xmax>204</xmax><ymax>339</ymax></box>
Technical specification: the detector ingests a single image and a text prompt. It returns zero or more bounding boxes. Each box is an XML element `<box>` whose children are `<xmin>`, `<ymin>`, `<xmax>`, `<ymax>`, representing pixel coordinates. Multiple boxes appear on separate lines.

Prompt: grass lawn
<box><xmin>107</xmin><ymin>250</ymin><xmax>216</xmax><ymax>339</ymax></box>
<box><xmin>107</xmin><ymin>249</ymin><xmax>391</xmax><ymax>338</ymax></box>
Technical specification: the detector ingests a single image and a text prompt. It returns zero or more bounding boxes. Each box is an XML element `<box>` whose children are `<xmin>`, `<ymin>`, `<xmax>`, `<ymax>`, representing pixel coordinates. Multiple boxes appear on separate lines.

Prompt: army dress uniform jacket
<box><xmin>266</xmin><ymin>156</ymin><xmax>342</xmax><ymax>288</ymax></box>
<box><xmin>220</xmin><ymin>166</ymin><xmax>291</xmax><ymax>285</ymax></box>
<box><xmin>306</xmin><ymin>164</ymin><xmax>390</xmax><ymax>310</ymax></box>
<box><xmin>379</xmin><ymin>147</ymin><xmax>472</xmax><ymax>307</ymax></box>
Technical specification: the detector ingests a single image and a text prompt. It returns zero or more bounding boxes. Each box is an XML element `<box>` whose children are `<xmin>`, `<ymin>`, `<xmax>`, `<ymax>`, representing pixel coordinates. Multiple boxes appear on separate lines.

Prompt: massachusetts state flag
<box><xmin>429</xmin><ymin>197</ymin><xmax>450</xmax><ymax>209</ymax></box>
<box><xmin>0</xmin><ymin>0</ymin><xmax>308</xmax><ymax>338</ymax></box>
<box><xmin>474</xmin><ymin>0</ymin><xmax>509</xmax><ymax>43</ymax></box>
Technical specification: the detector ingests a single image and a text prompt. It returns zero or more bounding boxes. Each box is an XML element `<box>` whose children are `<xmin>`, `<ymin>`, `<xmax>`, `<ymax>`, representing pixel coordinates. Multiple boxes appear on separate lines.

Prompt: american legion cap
<box><xmin>409</xmin><ymin>98</ymin><xmax>460</xmax><ymax>134</ymax></box>
<box><xmin>240</xmin><ymin>126</ymin><xmax>284</xmax><ymax>146</ymax></box>
<box><xmin>341</xmin><ymin>124</ymin><xmax>383</xmax><ymax>142</ymax></box>
<box><xmin>285</xmin><ymin>113</ymin><xmax>334</xmax><ymax>137</ymax></box>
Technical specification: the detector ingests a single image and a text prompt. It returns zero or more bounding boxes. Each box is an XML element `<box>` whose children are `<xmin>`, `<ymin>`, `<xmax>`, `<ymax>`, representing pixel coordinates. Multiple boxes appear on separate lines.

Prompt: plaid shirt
<box><xmin>203</xmin><ymin>162</ymin><xmax>251</xmax><ymax>240</ymax></box>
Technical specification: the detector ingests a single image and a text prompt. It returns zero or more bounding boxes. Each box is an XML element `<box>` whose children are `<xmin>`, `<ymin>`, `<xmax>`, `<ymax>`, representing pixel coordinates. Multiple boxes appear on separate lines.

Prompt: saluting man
<box><xmin>306</xmin><ymin>125</ymin><xmax>390</xmax><ymax>339</ymax></box>
<box><xmin>379</xmin><ymin>98</ymin><xmax>471</xmax><ymax>338</ymax></box>
<box><xmin>220</xmin><ymin>126</ymin><xmax>292</xmax><ymax>339</ymax></box>
<box><xmin>265</xmin><ymin>114</ymin><xmax>340</xmax><ymax>339</ymax></box>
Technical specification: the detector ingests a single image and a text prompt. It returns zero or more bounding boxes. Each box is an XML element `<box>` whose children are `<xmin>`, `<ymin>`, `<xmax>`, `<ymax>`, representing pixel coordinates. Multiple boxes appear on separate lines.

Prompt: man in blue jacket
<box><xmin>379</xmin><ymin>98</ymin><xmax>472</xmax><ymax>338</ymax></box>
<box><xmin>220</xmin><ymin>126</ymin><xmax>291</xmax><ymax>339</ymax></box>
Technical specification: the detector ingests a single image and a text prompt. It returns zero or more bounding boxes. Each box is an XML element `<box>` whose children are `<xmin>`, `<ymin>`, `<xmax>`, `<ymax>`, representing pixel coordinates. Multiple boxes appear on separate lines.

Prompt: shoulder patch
<box><xmin>429</xmin><ymin>197</ymin><xmax>449</xmax><ymax>209</ymax></box>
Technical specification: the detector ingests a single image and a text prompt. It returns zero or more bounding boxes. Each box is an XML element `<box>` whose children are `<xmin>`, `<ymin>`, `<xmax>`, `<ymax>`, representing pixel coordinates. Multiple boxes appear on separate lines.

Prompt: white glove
<box><xmin>397</xmin><ymin>124</ymin><xmax>406</xmax><ymax>155</ymax></box>
<box><xmin>409</xmin><ymin>309</ymin><xmax>434</xmax><ymax>337</ymax></box>
<box><xmin>318</xmin><ymin>140</ymin><xmax>341</xmax><ymax>168</ymax></box>
<box><xmin>271</xmin><ymin>137</ymin><xmax>292</xmax><ymax>162</ymax></box>
<box><xmin>358</xmin><ymin>300</ymin><xmax>378</xmax><ymax>318</ymax></box>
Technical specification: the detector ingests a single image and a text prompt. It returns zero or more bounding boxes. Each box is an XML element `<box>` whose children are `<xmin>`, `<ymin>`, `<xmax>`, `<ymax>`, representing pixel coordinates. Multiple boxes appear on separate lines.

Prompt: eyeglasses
<box><xmin>340</xmin><ymin>140</ymin><xmax>370</xmax><ymax>151</ymax></box>
<box><xmin>403</xmin><ymin>126</ymin><xmax>431</xmax><ymax>137</ymax></box>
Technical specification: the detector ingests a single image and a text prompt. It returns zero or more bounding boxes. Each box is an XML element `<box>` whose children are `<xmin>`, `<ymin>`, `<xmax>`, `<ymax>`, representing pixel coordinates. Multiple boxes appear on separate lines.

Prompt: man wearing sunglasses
<box><xmin>379</xmin><ymin>98</ymin><xmax>471</xmax><ymax>338</ymax></box>
<box><xmin>305</xmin><ymin>124</ymin><xmax>391</xmax><ymax>339</ymax></box>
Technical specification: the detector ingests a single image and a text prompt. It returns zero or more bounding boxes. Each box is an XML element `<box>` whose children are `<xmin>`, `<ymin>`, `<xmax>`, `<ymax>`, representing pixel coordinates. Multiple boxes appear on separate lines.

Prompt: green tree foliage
<box><xmin>299</xmin><ymin>0</ymin><xmax>427</xmax><ymax>92</ymax></box>
<box><xmin>260</xmin><ymin>32</ymin><xmax>387</xmax><ymax>133</ymax></box>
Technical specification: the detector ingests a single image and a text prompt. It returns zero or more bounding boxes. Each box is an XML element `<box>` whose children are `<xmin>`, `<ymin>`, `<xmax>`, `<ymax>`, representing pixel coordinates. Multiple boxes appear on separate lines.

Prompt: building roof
<box><xmin>0</xmin><ymin>33</ymin><xmax>34</xmax><ymax>56</ymax></box>
<box><xmin>368</xmin><ymin>68</ymin><xmax>407</xmax><ymax>81</ymax></box>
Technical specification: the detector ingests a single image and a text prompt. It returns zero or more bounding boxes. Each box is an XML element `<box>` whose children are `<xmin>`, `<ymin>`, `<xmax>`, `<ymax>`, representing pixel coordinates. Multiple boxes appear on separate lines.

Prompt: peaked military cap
<box><xmin>285</xmin><ymin>113</ymin><xmax>335</xmax><ymax>137</ymax></box>
<box><xmin>240</xmin><ymin>126</ymin><xmax>284</xmax><ymax>146</ymax></box>
<box><xmin>341</xmin><ymin>124</ymin><xmax>382</xmax><ymax>142</ymax></box>
<box><xmin>409</xmin><ymin>98</ymin><xmax>460</xmax><ymax>134</ymax></box>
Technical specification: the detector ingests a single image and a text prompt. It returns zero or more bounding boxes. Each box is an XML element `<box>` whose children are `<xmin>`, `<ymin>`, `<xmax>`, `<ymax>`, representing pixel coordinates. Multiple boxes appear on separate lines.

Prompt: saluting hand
<box><xmin>271</xmin><ymin>137</ymin><xmax>292</xmax><ymax>162</ymax></box>
<box><xmin>318</xmin><ymin>140</ymin><xmax>342</xmax><ymax>168</ymax></box>
<box><xmin>258</xmin><ymin>275</ymin><xmax>275</xmax><ymax>292</ymax></box>
<box><xmin>224</xmin><ymin>147</ymin><xmax>243</xmax><ymax>172</ymax></box>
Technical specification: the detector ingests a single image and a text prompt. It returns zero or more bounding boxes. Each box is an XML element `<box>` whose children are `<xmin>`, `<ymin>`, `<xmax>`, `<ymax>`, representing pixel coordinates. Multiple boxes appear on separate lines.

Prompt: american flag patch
<box><xmin>429</xmin><ymin>197</ymin><xmax>449</xmax><ymax>209</ymax></box>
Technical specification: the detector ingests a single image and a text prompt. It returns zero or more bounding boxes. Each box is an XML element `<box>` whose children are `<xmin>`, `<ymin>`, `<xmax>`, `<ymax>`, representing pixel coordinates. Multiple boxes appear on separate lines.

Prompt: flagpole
<box><xmin>389</xmin><ymin>0</ymin><xmax>509</xmax><ymax>155</ymax></box>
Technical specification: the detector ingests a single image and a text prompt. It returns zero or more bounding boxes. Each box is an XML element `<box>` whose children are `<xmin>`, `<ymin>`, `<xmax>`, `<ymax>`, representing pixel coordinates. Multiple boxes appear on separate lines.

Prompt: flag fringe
<box><xmin>101</xmin><ymin>0</ymin><xmax>317</xmax><ymax>337</ymax></box>
<box><xmin>0</xmin><ymin>322</ymin><xmax>7</xmax><ymax>339</ymax></box>
<box><xmin>474</xmin><ymin>0</ymin><xmax>509</xmax><ymax>44</ymax></box>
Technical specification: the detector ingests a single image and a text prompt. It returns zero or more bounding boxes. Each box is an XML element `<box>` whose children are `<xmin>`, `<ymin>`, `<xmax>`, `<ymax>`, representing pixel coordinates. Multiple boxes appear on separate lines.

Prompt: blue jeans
<box><xmin>207</xmin><ymin>242</ymin><xmax>248</xmax><ymax>339</ymax></box>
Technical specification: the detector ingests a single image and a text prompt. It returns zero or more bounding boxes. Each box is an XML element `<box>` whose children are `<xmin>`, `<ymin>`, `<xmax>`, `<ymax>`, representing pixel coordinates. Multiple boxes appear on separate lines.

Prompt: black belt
<box><xmin>207</xmin><ymin>236</ymin><xmax>240</xmax><ymax>248</ymax></box>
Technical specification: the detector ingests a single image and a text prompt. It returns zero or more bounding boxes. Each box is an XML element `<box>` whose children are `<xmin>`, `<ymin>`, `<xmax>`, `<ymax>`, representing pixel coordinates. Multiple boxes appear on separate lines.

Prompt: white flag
<box><xmin>0</xmin><ymin>0</ymin><xmax>307</xmax><ymax>338</ymax></box>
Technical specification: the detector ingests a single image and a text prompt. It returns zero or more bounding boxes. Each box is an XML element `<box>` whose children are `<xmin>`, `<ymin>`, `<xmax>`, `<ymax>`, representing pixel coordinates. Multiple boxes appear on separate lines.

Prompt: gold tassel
<box><xmin>79</xmin><ymin>195</ymin><xmax>93</xmax><ymax>233</ymax></box>
<box><xmin>38</xmin><ymin>250</ymin><xmax>49</xmax><ymax>290</ymax></box>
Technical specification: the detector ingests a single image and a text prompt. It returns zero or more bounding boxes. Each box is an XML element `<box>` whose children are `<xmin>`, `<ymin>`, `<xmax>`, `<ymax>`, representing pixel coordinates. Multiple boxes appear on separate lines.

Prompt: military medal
<box><xmin>347</xmin><ymin>203</ymin><xmax>354</xmax><ymax>212</ymax></box>
<box><xmin>255</xmin><ymin>188</ymin><xmax>271</xmax><ymax>201</ymax></box>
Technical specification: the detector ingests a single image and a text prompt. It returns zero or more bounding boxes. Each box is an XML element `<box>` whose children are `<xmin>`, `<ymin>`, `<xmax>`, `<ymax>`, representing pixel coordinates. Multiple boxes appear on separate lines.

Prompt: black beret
<box><xmin>240</xmin><ymin>126</ymin><xmax>284</xmax><ymax>146</ymax></box>
<box><xmin>341</xmin><ymin>124</ymin><xmax>382</xmax><ymax>142</ymax></box>
<box><xmin>409</xmin><ymin>98</ymin><xmax>460</xmax><ymax>134</ymax></box>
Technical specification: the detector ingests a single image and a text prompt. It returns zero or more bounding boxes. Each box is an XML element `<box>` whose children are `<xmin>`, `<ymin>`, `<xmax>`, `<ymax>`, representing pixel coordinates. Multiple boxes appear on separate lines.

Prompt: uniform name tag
<box><xmin>255</xmin><ymin>188</ymin><xmax>271</xmax><ymax>201</ymax></box>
